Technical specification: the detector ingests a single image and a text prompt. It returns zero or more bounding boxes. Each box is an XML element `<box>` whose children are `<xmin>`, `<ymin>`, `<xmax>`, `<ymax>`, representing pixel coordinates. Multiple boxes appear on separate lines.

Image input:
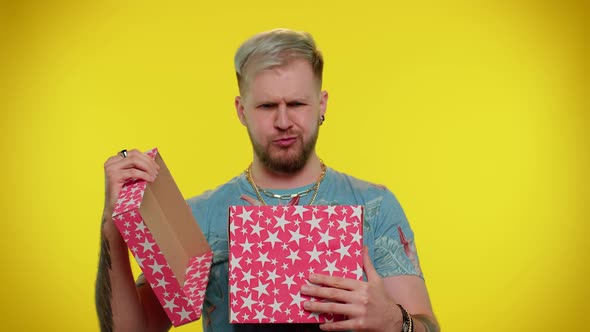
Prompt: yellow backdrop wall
<box><xmin>1</xmin><ymin>0</ymin><xmax>588</xmax><ymax>331</ymax></box>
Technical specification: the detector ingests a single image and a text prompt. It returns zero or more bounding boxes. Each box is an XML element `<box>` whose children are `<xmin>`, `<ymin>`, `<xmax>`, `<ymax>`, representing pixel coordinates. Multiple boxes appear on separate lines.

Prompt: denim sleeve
<box><xmin>370</xmin><ymin>189</ymin><xmax>424</xmax><ymax>279</ymax></box>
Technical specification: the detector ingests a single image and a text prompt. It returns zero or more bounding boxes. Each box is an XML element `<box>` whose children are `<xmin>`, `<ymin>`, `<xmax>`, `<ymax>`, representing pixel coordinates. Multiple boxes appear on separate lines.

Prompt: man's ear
<box><xmin>235</xmin><ymin>96</ymin><xmax>247</xmax><ymax>126</ymax></box>
<box><xmin>319</xmin><ymin>90</ymin><xmax>328</xmax><ymax>118</ymax></box>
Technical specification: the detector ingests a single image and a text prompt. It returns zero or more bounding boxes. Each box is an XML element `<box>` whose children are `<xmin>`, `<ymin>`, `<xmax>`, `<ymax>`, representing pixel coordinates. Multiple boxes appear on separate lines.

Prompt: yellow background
<box><xmin>1</xmin><ymin>0</ymin><xmax>588</xmax><ymax>331</ymax></box>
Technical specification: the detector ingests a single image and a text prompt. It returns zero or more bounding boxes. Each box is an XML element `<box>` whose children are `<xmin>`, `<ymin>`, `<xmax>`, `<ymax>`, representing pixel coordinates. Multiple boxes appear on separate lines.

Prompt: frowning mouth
<box><xmin>273</xmin><ymin>136</ymin><xmax>298</xmax><ymax>147</ymax></box>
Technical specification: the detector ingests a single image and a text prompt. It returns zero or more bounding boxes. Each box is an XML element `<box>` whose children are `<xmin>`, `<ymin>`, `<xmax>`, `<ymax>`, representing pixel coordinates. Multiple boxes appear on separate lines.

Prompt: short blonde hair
<box><xmin>234</xmin><ymin>28</ymin><xmax>324</xmax><ymax>95</ymax></box>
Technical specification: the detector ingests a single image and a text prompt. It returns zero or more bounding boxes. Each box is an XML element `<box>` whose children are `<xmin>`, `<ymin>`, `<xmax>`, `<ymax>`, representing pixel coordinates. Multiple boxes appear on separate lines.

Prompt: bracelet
<box><xmin>396</xmin><ymin>304</ymin><xmax>413</xmax><ymax>332</ymax></box>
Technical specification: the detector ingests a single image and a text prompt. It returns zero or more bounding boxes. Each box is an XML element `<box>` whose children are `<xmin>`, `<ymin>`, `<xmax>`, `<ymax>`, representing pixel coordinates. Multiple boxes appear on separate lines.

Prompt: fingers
<box><xmin>307</xmin><ymin>273</ymin><xmax>359</xmax><ymax>291</ymax></box>
<box><xmin>240</xmin><ymin>194</ymin><xmax>262</xmax><ymax>206</ymax></box>
<box><xmin>362</xmin><ymin>246</ymin><xmax>380</xmax><ymax>281</ymax></box>
<box><xmin>117</xmin><ymin>168</ymin><xmax>155</xmax><ymax>183</ymax></box>
<box><xmin>302</xmin><ymin>300</ymin><xmax>360</xmax><ymax>318</ymax></box>
<box><xmin>103</xmin><ymin>148</ymin><xmax>160</xmax><ymax>217</ymax></box>
<box><xmin>301</xmin><ymin>283</ymin><xmax>359</xmax><ymax>305</ymax></box>
<box><xmin>301</xmin><ymin>250</ymin><xmax>391</xmax><ymax>332</ymax></box>
<box><xmin>122</xmin><ymin>149</ymin><xmax>160</xmax><ymax>179</ymax></box>
<box><xmin>104</xmin><ymin>149</ymin><xmax>159</xmax><ymax>183</ymax></box>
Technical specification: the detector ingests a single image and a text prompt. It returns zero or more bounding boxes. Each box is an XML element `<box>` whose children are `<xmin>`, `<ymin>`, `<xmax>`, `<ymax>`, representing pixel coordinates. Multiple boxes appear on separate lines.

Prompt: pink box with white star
<box><xmin>228</xmin><ymin>205</ymin><xmax>364</xmax><ymax>323</ymax></box>
<box><xmin>112</xmin><ymin>148</ymin><xmax>212</xmax><ymax>327</ymax></box>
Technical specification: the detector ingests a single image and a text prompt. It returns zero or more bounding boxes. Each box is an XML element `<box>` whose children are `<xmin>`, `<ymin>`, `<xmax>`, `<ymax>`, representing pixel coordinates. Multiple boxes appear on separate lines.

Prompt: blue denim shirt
<box><xmin>187</xmin><ymin>168</ymin><xmax>422</xmax><ymax>332</ymax></box>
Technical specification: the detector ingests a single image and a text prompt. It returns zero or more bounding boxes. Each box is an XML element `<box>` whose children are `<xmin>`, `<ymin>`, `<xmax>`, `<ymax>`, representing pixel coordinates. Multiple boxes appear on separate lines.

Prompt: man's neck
<box><xmin>250</xmin><ymin>155</ymin><xmax>323</xmax><ymax>190</ymax></box>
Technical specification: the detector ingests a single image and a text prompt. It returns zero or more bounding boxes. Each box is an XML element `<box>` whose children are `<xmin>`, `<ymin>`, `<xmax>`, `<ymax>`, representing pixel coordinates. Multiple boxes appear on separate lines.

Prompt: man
<box><xmin>96</xmin><ymin>29</ymin><xmax>439</xmax><ymax>332</ymax></box>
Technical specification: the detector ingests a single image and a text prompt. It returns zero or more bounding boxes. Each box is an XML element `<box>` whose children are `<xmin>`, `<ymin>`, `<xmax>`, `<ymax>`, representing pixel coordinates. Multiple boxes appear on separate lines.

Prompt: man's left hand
<box><xmin>300</xmin><ymin>246</ymin><xmax>402</xmax><ymax>332</ymax></box>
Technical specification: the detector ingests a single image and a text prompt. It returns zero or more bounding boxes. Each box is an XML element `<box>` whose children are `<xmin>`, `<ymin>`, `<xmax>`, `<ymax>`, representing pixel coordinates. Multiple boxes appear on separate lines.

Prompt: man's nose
<box><xmin>274</xmin><ymin>103</ymin><xmax>293</xmax><ymax>130</ymax></box>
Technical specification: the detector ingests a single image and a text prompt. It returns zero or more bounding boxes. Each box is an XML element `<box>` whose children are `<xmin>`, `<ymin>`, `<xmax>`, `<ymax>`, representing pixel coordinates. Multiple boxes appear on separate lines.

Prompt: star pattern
<box><xmin>241</xmin><ymin>269</ymin><xmax>255</xmax><ymax>285</ymax></box>
<box><xmin>110</xmin><ymin>148</ymin><xmax>213</xmax><ymax>327</ymax></box>
<box><xmin>229</xmin><ymin>205</ymin><xmax>363</xmax><ymax>323</ymax></box>
<box><xmin>306</xmin><ymin>245</ymin><xmax>323</xmax><ymax>263</ymax></box>
<box><xmin>266</xmin><ymin>268</ymin><xmax>280</xmax><ymax>284</ymax></box>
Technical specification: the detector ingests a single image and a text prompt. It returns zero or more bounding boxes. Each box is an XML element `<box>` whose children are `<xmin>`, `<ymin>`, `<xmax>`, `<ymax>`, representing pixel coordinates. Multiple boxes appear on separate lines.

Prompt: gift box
<box><xmin>112</xmin><ymin>148</ymin><xmax>212</xmax><ymax>327</ymax></box>
<box><xmin>228</xmin><ymin>205</ymin><xmax>364</xmax><ymax>323</ymax></box>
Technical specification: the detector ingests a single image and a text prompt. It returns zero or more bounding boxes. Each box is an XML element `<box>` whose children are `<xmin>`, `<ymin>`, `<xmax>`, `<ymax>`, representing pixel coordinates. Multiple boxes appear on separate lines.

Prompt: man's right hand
<box><xmin>102</xmin><ymin>149</ymin><xmax>160</xmax><ymax>225</ymax></box>
<box><xmin>97</xmin><ymin>149</ymin><xmax>170</xmax><ymax>332</ymax></box>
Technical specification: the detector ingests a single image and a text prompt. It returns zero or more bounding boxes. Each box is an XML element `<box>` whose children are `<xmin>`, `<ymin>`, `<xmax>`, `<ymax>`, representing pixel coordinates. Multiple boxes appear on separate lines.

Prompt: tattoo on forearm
<box><xmin>413</xmin><ymin>314</ymin><xmax>440</xmax><ymax>332</ymax></box>
<box><xmin>96</xmin><ymin>224</ymin><xmax>113</xmax><ymax>332</ymax></box>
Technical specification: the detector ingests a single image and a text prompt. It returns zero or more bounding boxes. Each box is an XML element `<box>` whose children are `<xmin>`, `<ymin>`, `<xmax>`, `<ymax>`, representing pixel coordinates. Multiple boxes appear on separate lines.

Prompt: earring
<box><xmin>319</xmin><ymin>115</ymin><xmax>325</xmax><ymax>125</ymax></box>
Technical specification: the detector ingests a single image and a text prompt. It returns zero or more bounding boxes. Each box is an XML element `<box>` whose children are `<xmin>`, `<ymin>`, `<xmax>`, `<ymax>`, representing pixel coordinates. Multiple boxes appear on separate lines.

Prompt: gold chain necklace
<box><xmin>244</xmin><ymin>162</ymin><xmax>327</xmax><ymax>206</ymax></box>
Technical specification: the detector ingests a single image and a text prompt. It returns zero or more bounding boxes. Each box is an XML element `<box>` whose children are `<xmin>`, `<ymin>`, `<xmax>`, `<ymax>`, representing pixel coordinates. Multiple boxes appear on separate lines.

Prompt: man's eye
<box><xmin>258</xmin><ymin>104</ymin><xmax>275</xmax><ymax>109</ymax></box>
<box><xmin>288</xmin><ymin>102</ymin><xmax>305</xmax><ymax>107</ymax></box>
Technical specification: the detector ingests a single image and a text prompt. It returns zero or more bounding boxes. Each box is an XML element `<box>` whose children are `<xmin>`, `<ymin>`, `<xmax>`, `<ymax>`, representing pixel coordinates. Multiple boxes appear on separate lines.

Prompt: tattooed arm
<box><xmin>95</xmin><ymin>150</ymin><xmax>170</xmax><ymax>332</ymax></box>
<box><xmin>95</xmin><ymin>225</ymin><xmax>114</xmax><ymax>331</ymax></box>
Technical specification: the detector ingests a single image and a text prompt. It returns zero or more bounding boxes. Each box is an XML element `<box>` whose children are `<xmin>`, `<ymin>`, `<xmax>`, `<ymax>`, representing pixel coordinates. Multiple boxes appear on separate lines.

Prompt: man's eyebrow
<box><xmin>254</xmin><ymin>96</ymin><xmax>311</xmax><ymax>104</ymax></box>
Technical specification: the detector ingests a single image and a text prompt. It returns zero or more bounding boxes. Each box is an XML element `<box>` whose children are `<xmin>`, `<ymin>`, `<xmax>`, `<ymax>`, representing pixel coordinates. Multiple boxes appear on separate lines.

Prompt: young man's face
<box><xmin>236</xmin><ymin>59</ymin><xmax>328</xmax><ymax>174</ymax></box>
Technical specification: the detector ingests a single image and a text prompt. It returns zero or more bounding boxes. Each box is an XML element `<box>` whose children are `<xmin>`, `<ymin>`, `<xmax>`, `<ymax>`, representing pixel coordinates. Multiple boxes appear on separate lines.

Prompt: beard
<box><xmin>248</xmin><ymin>127</ymin><xmax>319</xmax><ymax>174</ymax></box>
